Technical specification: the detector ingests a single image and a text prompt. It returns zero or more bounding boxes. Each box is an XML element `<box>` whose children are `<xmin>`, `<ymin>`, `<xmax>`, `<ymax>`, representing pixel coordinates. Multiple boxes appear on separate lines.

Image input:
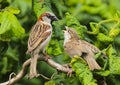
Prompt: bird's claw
<box><xmin>67</xmin><ymin>69</ymin><xmax>73</xmax><ymax>77</ymax></box>
<box><xmin>62</xmin><ymin>64</ymin><xmax>73</xmax><ymax>77</ymax></box>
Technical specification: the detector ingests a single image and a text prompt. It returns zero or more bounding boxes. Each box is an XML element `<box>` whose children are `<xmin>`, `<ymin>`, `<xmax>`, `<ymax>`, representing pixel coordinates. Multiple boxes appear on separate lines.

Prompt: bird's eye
<box><xmin>47</xmin><ymin>15</ymin><xmax>52</xmax><ymax>19</ymax></box>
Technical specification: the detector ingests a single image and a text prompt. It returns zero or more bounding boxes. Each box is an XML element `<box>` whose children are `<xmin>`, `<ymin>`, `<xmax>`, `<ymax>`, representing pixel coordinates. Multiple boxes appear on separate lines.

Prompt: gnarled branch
<box><xmin>0</xmin><ymin>55</ymin><xmax>73</xmax><ymax>85</ymax></box>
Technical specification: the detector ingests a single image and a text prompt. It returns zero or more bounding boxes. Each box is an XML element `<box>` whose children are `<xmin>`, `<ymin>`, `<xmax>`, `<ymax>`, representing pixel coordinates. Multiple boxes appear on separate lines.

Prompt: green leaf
<box><xmin>5</xmin><ymin>6</ymin><xmax>20</xmax><ymax>14</ymax></box>
<box><xmin>107</xmin><ymin>45</ymin><xmax>120</xmax><ymax>75</ymax></box>
<box><xmin>33</xmin><ymin>0</ymin><xmax>52</xmax><ymax>19</ymax></box>
<box><xmin>95</xmin><ymin>70</ymin><xmax>110</xmax><ymax>77</ymax></box>
<box><xmin>110</xmin><ymin>58</ymin><xmax>120</xmax><ymax>75</ymax></box>
<box><xmin>87</xmin><ymin>22</ymin><xmax>99</xmax><ymax>34</ymax></box>
<box><xmin>0</xmin><ymin>10</ymin><xmax>25</xmax><ymax>41</ymax></box>
<box><xmin>46</xmin><ymin>39</ymin><xmax>62</xmax><ymax>56</ymax></box>
<box><xmin>65</xmin><ymin>13</ymin><xmax>86</xmax><ymax>39</ymax></box>
<box><xmin>5</xmin><ymin>45</ymin><xmax>18</xmax><ymax>61</ymax></box>
<box><xmin>71</xmin><ymin>56</ymin><xmax>97</xmax><ymax>85</ymax></box>
<box><xmin>109</xmin><ymin>28</ymin><xmax>120</xmax><ymax>38</ymax></box>
<box><xmin>0</xmin><ymin>11</ymin><xmax>11</xmax><ymax>34</ymax></box>
<box><xmin>65</xmin><ymin>12</ymin><xmax>80</xmax><ymax>26</ymax></box>
<box><xmin>9</xmin><ymin>12</ymin><xmax>25</xmax><ymax>37</ymax></box>
<box><xmin>1</xmin><ymin>57</ymin><xmax>8</xmax><ymax>74</ymax></box>
<box><xmin>45</xmin><ymin>80</ymin><xmax>55</xmax><ymax>85</ymax></box>
<box><xmin>97</xmin><ymin>33</ymin><xmax>113</xmax><ymax>43</ymax></box>
<box><xmin>0</xmin><ymin>30</ymin><xmax>13</xmax><ymax>41</ymax></box>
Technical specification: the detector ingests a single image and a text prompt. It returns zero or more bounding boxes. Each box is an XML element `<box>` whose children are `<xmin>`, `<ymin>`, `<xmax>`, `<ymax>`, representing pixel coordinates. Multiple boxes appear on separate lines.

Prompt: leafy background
<box><xmin>0</xmin><ymin>0</ymin><xmax>120</xmax><ymax>85</ymax></box>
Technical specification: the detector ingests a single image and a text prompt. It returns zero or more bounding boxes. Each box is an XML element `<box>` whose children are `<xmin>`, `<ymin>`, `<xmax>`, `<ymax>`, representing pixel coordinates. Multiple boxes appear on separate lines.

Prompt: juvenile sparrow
<box><xmin>63</xmin><ymin>26</ymin><xmax>101</xmax><ymax>70</ymax></box>
<box><xmin>26</xmin><ymin>12</ymin><xmax>58</xmax><ymax>79</ymax></box>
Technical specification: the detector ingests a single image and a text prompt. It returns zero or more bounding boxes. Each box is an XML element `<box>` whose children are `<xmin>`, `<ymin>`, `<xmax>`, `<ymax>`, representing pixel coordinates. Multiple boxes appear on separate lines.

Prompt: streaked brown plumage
<box><xmin>63</xmin><ymin>26</ymin><xmax>101</xmax><ymax>70</ymax></box>
<box><xmin>26</xmin><ymin>12</ymin><xmax>58</xmax><ymax>79</ymax></box>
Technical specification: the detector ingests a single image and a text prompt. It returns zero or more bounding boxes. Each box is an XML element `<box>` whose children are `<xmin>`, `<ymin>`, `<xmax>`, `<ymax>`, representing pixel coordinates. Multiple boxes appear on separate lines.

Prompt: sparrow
<box><xmin>26</xmin><ymin>12</ymin><xmax>58</xmax><ymax>79</ymax></box>
<box><xmin>63</xmin><ymin>26</ymin><xmax>101</xmax><ymax>70</ymax></box>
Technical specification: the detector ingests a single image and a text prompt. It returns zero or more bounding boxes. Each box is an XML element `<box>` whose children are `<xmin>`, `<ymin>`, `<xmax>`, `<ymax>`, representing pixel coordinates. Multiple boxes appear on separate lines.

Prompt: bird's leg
<box><xmin>29</xmin><ymin>54</ymin><xmax>40</xmax><ymax>79</ymax></box>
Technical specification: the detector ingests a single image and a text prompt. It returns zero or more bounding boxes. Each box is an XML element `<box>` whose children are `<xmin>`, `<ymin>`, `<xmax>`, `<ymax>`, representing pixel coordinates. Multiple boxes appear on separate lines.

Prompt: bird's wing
<box><xmin>64</xmin><ymin>40</ymin><xmax>88</xmax><ymax>57</ymax></box>
<box><xmin>80</xmin><ymin>40</ymin><xmax>100</xmax><ymax>53</ymax></box>
<box><xmin>27</xmin><ymin>21</ymin><xmax>51</xmax><ymax>53</ymax></box>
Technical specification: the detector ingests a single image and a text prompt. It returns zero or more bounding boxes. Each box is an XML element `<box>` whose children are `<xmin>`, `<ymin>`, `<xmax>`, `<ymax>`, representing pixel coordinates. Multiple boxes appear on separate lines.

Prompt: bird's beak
<box><xmin>62</xmin><ymin>30</ymin><xmax>66</xmax><ymax>32</ymax></box>
<box><xmin>65</xmin><ymin>26</ymin><xmax>69</xmax><ymax>30</ymax></box>
<box><xmin>53</xmin><ymin>16</ymin><xmax>58</xmax><ymax>21</ymax></box>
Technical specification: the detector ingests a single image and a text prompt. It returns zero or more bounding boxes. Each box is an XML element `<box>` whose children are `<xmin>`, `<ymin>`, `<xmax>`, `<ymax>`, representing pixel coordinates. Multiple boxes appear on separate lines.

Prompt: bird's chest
<box><xmin>34</xmin><ymin>29</ymin><xmax>52</xmax><ymax>54</ymax></box>
<box><xmin>40</xmin><ymin>32</ymin><xmax>52</xmax><ymax>50</ymax></box>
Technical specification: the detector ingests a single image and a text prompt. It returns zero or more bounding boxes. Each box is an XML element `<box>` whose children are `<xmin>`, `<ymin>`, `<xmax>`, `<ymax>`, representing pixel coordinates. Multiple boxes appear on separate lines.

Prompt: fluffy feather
<box><xmin>26</xmin><ymin>12</ymin><xmax>57</xmax><ymax>79</ymax></box>
<box><xmin>63</xmin><ymin>27</ymin><xmax>101</xmax><ymax>70</ymax></box>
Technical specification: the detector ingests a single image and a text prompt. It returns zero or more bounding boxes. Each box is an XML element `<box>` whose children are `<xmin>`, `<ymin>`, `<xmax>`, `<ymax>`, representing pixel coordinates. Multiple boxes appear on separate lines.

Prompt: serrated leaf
<box><xmin>65</xmin><ymin>13</ymin><xmax>86</xmax><ymax>39</ymax></box>
<box><xmin>5</xmin><ymin>6</ymin><xmax>20</xmax><ymax>14</ymax></box>
<box><xmin>0</xmin><ymin>11</ymin><xmax>11</xmax><ymax>34</ymax></box>
<box><xmin>106</xmin><ymin>45</ymin><xmax>120</xmax><ymax>75</ymax></box>
<box><xmin>97</xmin><ymin>33</ymin><xmax>113</xmax><ymax>43</ymax></box>
<box><xmin>65</xmin><ymin>12</ymin><xmax>80</xmax><ymax>26</ymax></box>
<box><xmin>0</xmin><ymin>11</ymin><xmax>25</xmax><ymax>41</ymax></box>
<box><xmin>0</xmin><ymin>30</ymin><xmax>13</xmax><ymax>41</ymax></box>
<box><xmin>9</xmin><ymin>12</ymin><xmax>25</xmax><ymax>37</ymax></box>
<box><xmin>71</xmin><ymin>57</ymin><xmax>97</xmax><ymax>85</ymax></box>
<box><xmin>46</xmin><ymin>39</ymin><xmax>62</xmax><ymax>56</ymax></box>
<box><xmin>110</xmin><ymin>57</ymin><xmax>120</xmax><ymax>75</ymax></box>
<box><xmin>109</xmin><ymin>28</ymin><xmax>120</xmax><ymax>38</ymax></box>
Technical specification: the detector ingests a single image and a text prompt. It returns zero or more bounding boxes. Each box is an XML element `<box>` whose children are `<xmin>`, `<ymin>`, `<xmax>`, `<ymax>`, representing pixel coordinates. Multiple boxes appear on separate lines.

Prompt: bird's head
<box><xmin>38</xmin><ymin>12</ymin><xmax>58</xmax><ymax>23</ymax></box>
<box><xmin>63</xmin><ymin>26</ymin><xmax>79</xmax><ymax>41</ymax></box>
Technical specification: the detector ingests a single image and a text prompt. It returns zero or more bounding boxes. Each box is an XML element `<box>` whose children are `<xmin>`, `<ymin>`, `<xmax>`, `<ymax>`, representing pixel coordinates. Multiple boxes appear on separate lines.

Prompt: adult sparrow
<box><xmin>63</xmin><ymin>26</ymin><xmax>101</xmax><ymax>70</ymax></box>
<box><xmin>26</xmin><ymin>12</ymin><xmax>58</xmax><ymax>79</ymax></box>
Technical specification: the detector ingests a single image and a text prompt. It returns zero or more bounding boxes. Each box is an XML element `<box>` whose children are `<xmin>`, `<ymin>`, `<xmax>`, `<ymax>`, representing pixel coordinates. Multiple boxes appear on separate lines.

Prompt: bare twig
<box><xmin>47</xmin><ymin>57</ymin><xmax>72</xmax><ymax>73</ymax></box>
<box><xmin>0</xmin><ymin>55</ymin><xmax>73</xmax><ymax>85</ymax></box>
<box><xmin>0</xmin><ymin>58</ymin><xmax>31</xmax><ymax>85</ymax></box>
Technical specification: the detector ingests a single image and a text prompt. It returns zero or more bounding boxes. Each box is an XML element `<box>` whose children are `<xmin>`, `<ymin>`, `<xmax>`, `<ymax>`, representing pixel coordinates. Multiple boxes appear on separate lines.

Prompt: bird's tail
<box><xmin>84</xmin><ymin>55</ymin><xmax>101</xmax><ymax>70</ymax></box>
<box><xmin>29</xmin><ymin>54</ymin><xmax>39</xmax><ymax>79</ymax></box>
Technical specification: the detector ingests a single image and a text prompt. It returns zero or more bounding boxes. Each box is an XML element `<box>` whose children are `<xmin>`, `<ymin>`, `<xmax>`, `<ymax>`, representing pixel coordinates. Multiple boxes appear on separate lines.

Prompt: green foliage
<box><xmin>44</xmin><ymin>73</ymin><xmax>80</xmax><ymax>85</ymax></box>
<box><xmin>109</xmin><ymin>28</ymin><xmax>120</xmax><ymax>38</ymax></box>
<box><xmin>65</xmin><ymin>13</ymin><xmax>87</xmax><ymax>39</ymax></box>
<box><xmin>71</xmin><ymin>56</ymin><xmax>97</xmax><ymax>85</ymax></box>
<box><xmin>1</xmin><ymin>0</ymin><xmax>120</xmax><ymax>85</ymax></box>
<box><xmin>0</xmin><ymin>0</ymin><xmax>32</xmax><ymax>83</ymax></box>
<box><xmin>33</xmin><ymin>0</ymin><xmax>52</xmax><ymax>19</ymax></box>
<box><xmin>45</xmin><ymin>80</ymin><xmax>55</xmax><ymax>85</ymax></box>
<box><xmin>107</xmin><ymin>45</ymin><xmax>120</xmax><ymax>75</ymax></box>
<box><xmin>0</xmin><ymin>7</ymin><xmax>25</xmax><ymax>41</ymax></box>
<box><xmin>97</xmin><ymin>33</ymin><xmax>113</xmax><ymax>43</ymax></box>
<box><xmin>46</xmin><ymin>39</ymin><xmax>62</xmax><ymax>56</ymax></box>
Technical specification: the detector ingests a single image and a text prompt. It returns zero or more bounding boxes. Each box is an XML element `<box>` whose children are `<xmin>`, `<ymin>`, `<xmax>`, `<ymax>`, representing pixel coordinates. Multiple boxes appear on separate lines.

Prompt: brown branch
<box><xmin>41</xmin><ymin>54</ymin><xmax>73</xmax><ymax>74</ymax></box>
<box><xmin>0</xmin><ymin>55</ymin><xmax>73</xmax><ymax>85</ymax></box>
<box><xmin>47</xmin><ymin>57</ymin><xmax>72</xmax><ymax>73</ymax></box>
<box><xmin>0</xmin><ymin>58</ymin><xmax>31</xmax><ymax>85</ymax></box>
